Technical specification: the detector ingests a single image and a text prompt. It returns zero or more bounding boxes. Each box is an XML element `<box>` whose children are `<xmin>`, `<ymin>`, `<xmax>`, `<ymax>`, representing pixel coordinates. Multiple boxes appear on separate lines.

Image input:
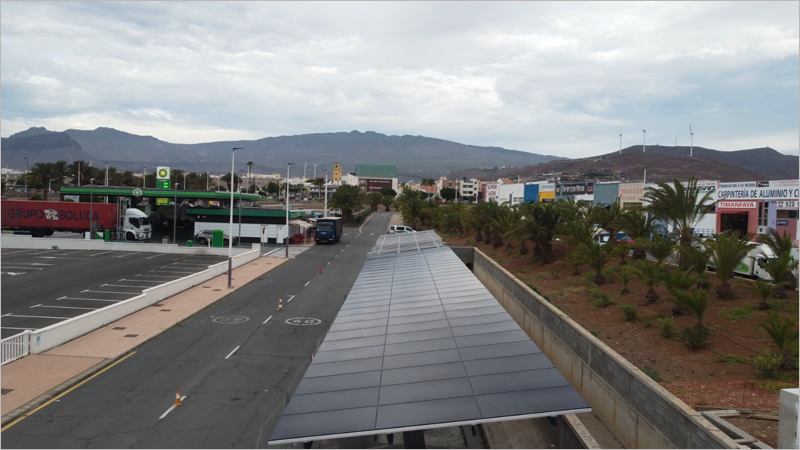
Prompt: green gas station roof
<box><xmin>186</xmin><ymin>208</ymin><xmax>310</xmax><ymax>218</ymax></box>
<box><xmin>60</xmin><ymin>186</ymin><xmax>261</xmax><ymax>201</ymax></box>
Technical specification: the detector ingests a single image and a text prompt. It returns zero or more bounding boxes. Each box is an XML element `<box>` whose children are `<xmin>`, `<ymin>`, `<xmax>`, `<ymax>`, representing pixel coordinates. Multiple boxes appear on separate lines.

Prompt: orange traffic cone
<box><xmin>318</xmin><ymin>267</ymin><xmax>322</xmax><ymax>274</ymax></box>
<box><xmin>175</xmin><ymin>389</ymin><xmax>182</xmax><ymax>406</ymax></box>
<box><xmin>277</xmin><ymin>296</ymin><xmax>284</xmax><ymax>311</ymax></box>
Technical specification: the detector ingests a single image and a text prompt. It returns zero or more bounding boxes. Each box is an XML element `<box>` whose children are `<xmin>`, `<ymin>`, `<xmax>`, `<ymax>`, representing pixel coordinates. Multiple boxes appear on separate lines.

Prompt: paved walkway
<box><xmin>1</xmin><ymin>256</ymin><xmax>286</xmax><ymax>426</ymax></box>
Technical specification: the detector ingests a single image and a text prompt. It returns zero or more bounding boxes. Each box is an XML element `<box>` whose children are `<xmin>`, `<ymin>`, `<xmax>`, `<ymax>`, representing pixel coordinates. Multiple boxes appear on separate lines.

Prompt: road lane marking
<box><xmin>263</xmin><ymin>315</ymin><xmax>273</xmax><ymax>324</ymax></box>
<box><xmin>119</xmin><ymin>279</ymin><xmax>162</xmax><ymax>283</ymax></box>
<box><xmin>287</xmin><ymin>295</ymin><xmax>296</xmax><ymax>303</ymax></box>
<box><xmin>29</xmin><ymin>304</ymin><xmax>41</xmax><ymax>308</ymax></box>
<box><xmin>1</xmin><ymin>313</ymin><xmax>13</xmax><ymax>317</ymax></box>
<box><xmin>1</xmin><ymin>352</ymin><xmax>137</xmax><ymax>432</ymax></box>
<box><xmin>145</xmin><ymin>254</ymin><xmax>166</xmax><ymax>259</ymax></box>
<box><xmin>102</xmin><ymin>284</ymin><xmax>150</xmax><ymax>288</ymax></box>
<box><xmin>90</xmin><ymin>251</ymin><xmax>114</xmax><ymax>257</ymax></box>
<box><xmin>137</xmin><ymin>274</ymin><xmax>179</xmax><ymax>278</ymax></box>
<box><xmin>159</xmin><ymin>395</ymin><xmax>187</xmax><ymax>420</ymax></box>
<box><xmin>1</xmin><ymin>250</ymin><xmax>32</xmax><ymax>255</ymax></box>
<box><xmin>0</xmin><ymin>262</ymin><xmax>54</xmax><ymax>266</ymax></box>
<box><xmin>327</xmin><ymin>262</ymin><xmax>330</xmax><ymax>265</ymax></box>
<box><xmin>5</xmin><ymin>314</ymin><xmax>69</xmax><ymax>319</ymax></box>
<box><xmin>151</xmin><ymin>270</ymin><xmax>195</xmax><ymax>274</ymax></box>
<box><xmin>304</xmin><ymin>281</ymin><xmax>310</xmax><ymax>287</ymax></box>
<box><xmin>225</xmin><ymin>346</ymin><xmax>241</xmax><ymax>359</ymax></box>
<box><xmin>2</xmin><ymin>326</ymin><xmax>36</xmax><ymax>331</ymax></box>
<box><xmin>35</xmin><ymin>256</ymin><xmax>88</xmax><ymax>260</ymax></box>
<box><xmin>2</xmin><ymin>267</ymin><xmax>41</xmax><ymax>270</ymax></box>
<box><xmin>113</xmin><ymin>253</ymin><xmax>137</xmax><ymax>258</ymax></box>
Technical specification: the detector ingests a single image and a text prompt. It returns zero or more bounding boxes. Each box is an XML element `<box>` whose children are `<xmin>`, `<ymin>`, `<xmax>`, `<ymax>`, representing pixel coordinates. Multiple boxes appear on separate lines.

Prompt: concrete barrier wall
<box><xmin>0</xmin><ymin>235</ymin><xmax>258</xmax><ymax>256</ymax></box>
<box><xmin>28</xmin><ymin>248</ymin><xmax>262</xmax><ymax>354</ymax></box>
<box><xmin>466</xmin><ymin>247</ymin><xmax>737</xmax><ymax>449</ymax></box>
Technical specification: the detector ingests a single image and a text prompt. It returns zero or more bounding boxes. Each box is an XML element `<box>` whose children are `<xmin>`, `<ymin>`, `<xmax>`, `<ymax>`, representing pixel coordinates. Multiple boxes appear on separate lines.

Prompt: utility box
<box><xmin>186</xmin><ymin>240</ymin><xmax>193</xmax><ymax>247</ymax></box>
<box><xmin>104</xmin><ymin>229</ymin><xmax>111</xmax><ymax>242</ymax></box>
<box><xmin>212</xmin><ymin>229</ymin><xmax>224</xmax><ymax>248</ymax></box>
<box><xmin>778</xmin><ymin>388</ymin><xmax>799</xmax><ymax>449</ymax></box>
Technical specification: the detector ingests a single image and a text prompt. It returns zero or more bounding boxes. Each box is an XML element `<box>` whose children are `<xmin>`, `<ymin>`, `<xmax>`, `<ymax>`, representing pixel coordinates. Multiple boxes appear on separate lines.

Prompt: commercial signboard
<box><xmin>717</xmin><ymin>180</ymin><xmax>799</xmax><ymax>201</ymax></box>
<box><xmin>556</xmin><ymin>182</ymin><xmax>594</xmax><ymax>196</ymax></box>
<box><xmin>618</xmin><ymin>182</ymin><xmax>644</xmax><ymax>203</ymax></box>
<box><xmin>363</xmin><ymin>178</ymin><xmax>393</xmax><ymax>193</ymax></box>
<box><xmin>540</xmin><ymin>183</ymin><xmax>555</xmax><ymax>192</ymax></box>
<box><xmin>717</xmin><ymin>201</ymin><xmax>757</xmax><ymax>209</ymax></box>
<box><xmin>776</xmin><ymin>200</ymin><xmax>799</xmax><ymax>210</ymax></box>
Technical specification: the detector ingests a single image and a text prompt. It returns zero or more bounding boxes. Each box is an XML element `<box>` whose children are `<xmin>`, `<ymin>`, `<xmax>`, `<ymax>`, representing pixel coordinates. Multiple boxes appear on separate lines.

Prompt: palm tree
<box><xmin>439</xmin><ymin>202</ymin><xmax>467</xmax><ymax>235</ymax></box>
<box><xmin>673</xmin><ymin>286</ymin><xmax>710</xmax><ymax>328</ymax></box>
<box><xmin>759</xmin><ymin>229</ymin><xmax>798</xmax><ymax>291</ymax></box>
<box><xmin>738</xmin><ymin>278</ymin><xmax>783</xmax><ymax>311</ymax></box>
<box><xmin>678</xmin><ymin>245</ymin><xmax>712</xmax><ymax>288</ymax></box>
<box><xmin>630</xmin><ymin>259</ymin><xmax>668</xmax><ymax>303</ymax></box>
<box><xmin>763</xmin><ymin>254</ymin><xmax>799</xmax><ymax>296</ymax></box>
<box><xmin>757</xmin><ymin>311</ymin><xmax>798</xmax><ymax>368</ymax></box>
<box><xmin>489</xmin><ymin>207</ymin><xmax>518</xmax><ymax>250</ymax></box>
<box><xmin>759</xmin><ymin>228</ymin><xmax>795</xmax><ymax>259</ymax></box>
<box><xmin>246</xmin><ymin>161</ymin><xmax>254</xmax><ymax>192</ymax></box>
<box><xmin>575</xmin><ymin>242</ymin><xmax>614</xmax><ymax>285</ymax></box>
<box><xmin>26</xmin><ymin>162</ymin><xmax>60</xmax><ymax>200</ymax></box>
<box><xmin>329</xmin><ymin>184</ymin><xmax>365</xmax><ymax>223</ymax></box>
<box><xmin>643</xmin><ymin>176</ymin><xmax>716</xmax><ymax>254</ymax></box>
<box><xmin>706</xmin><ymin>231</ymin><xmax>756</xmax><ymax>300</ymax></box>
<box><xmin>620</xmin><ymin>209</ymin><xmax>655</xmax><ymax>260</ymax></box>
<box><xmin>590</xmin><ymin>203</ymin><xmax>624</xmax><ymax>246</ymax></box>
<box><xmin>644</xmin><ymin>233</ymin><xmax>676</xmax><ymax>266</ymax></box>
<box><xmin>366</xmin><ymin>192</ymin><xmax>382</xmax><ymax>211</ymax></box>
<box><xmin>558</xmin><ymin>216</ymin><xmax>596</xmax><ymax>248</ymax></box>
<box><xmin>612</xmin><ymin>265</ymin><xmax>635</xmax><ymax>294</ymax></box>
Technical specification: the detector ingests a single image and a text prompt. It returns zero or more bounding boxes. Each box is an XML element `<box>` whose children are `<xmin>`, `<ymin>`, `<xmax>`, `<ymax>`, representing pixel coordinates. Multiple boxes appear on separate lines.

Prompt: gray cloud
<box><xmin>1</xmin><ymin>1</ymin><xmax>797</xmax><ymax>157</ymax></box>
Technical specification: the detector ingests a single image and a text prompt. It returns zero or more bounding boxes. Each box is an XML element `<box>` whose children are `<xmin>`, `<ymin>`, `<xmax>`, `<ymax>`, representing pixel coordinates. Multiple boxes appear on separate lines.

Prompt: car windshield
<box><xmin>318</xmin><ymin>223</ymin><xmax>333</xmax><ymax>231</ymax></box>
<box><xmin>140</xmin><ymin>217</ymin><xmax>150</xmax><ymax>226</ymax></box>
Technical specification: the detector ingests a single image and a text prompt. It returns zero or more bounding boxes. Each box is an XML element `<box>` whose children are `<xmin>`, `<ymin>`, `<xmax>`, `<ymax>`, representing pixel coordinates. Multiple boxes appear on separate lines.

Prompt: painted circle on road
<box><xmin>212</xmin><ymin>316</ymin><xmax>250</xmax><ymax>324</ymax></box>
<box><xmin>285</xmin><ymin>317</ymin><xmax>322</xmax><ymax>326</ymax></box>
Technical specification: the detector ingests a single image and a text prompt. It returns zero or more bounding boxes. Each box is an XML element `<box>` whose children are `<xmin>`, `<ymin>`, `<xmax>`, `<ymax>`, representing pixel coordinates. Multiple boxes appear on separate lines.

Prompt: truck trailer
<box><xmin>315</xmin><ymin>217</ymin><xmax>342</xmax><ymax>244</ymax></box>
<box><xmin>1</xmin><ymin>200</ymin><xmax>151</xmax><ymax>240</ymax></box>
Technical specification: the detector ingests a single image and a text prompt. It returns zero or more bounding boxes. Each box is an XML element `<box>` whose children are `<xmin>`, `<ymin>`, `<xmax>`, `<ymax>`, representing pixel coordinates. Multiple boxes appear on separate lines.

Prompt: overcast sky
<box><xmin>2</xmin><ymin>1</ymin><xmax>798</xmax><ymax>158</ymax></box>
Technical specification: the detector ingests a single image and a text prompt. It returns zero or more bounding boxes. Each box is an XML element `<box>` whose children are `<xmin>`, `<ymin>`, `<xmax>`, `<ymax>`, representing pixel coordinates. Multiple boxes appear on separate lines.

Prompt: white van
<box><xmin>388</xmin><ymin>225</ymin><xmax>416</xmax><ymax>234</ymax></box>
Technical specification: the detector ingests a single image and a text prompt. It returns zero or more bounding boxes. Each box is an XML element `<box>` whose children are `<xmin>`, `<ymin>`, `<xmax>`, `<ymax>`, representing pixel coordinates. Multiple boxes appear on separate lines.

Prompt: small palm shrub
<box><xmin>658</xmin><ymin>317</ymin><xmax>677</xmax><ymax>338</ymax></box>
<box><xmin>620</xmin><ymin>304</ymin><xmax>637</xmax><ymax>322</ymax></box>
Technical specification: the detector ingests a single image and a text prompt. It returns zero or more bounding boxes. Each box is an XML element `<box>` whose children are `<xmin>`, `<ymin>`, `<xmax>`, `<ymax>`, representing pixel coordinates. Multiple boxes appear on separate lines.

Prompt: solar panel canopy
<box><xmin>268</xmin><ymin>243</ymin><xmax>590</xmax><ymax>445</ymax></box>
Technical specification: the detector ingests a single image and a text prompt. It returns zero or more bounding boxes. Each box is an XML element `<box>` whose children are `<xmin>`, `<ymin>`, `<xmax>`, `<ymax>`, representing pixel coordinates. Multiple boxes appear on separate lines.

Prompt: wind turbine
<box><xmin>619</xmin><ymin>129</ymin><xmax>622</xmax><ymax>154</ymax></box>
<box><xmin>642</xmin><ymin>128</ymin><xmax>646</xmax><ymax>153</ymax></box>
<box><xmin>689</xmin><ymin>125</ymin><xmax>694</xmax><ymax>158</ymax></box>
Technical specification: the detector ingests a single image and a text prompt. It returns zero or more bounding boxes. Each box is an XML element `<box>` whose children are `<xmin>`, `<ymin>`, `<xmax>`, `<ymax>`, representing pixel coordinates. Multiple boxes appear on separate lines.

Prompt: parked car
<box><xmin>330</xmin><ymin>208</ymin><xmax>342</xmax><ymax>216</ymax></box>
<box><xmin>194</xmin><ymin>230</ymin><xmax>239</xmax><ymax>246</ymax></box>
<box><xmin>387</xmin><ymin>225</ymin><xmax>416</xmax><ymax>234</ymax></box>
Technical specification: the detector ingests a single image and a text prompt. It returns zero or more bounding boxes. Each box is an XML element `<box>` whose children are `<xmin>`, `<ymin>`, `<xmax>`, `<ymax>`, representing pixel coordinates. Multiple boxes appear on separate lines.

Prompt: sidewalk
<box><xmin>1</xmin><ymin>256</ymin><xmax>286</xmax><ymax>426</ymax></box>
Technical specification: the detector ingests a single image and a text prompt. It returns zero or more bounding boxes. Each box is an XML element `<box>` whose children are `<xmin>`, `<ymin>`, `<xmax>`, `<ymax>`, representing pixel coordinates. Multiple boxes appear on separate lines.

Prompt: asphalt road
<box><xmin>1</xmin><ymin>249</ymin><xmax>228</xmax><ymax>339</ymax></box>
<box><xmin>1</xmin><ymin>212</ymin><xmax>394</xmax><ymax>448</ymax></box>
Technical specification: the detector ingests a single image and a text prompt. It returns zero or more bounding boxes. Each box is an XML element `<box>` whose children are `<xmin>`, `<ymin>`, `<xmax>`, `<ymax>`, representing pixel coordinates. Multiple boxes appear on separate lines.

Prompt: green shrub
<box><xmin>588</xmin><ymin>284</ymin><xmax>615</xmax><ymax>308</ymax></box>
<box><xmin>642</xmin><ymin>364</ymin><xmax>664</xmax><ymax>382</ymax></box>
<box><xmin>30</xmin><ymin>194</ymin><xmax>44</xmax><ymax>200</ymax></box>
<box><xmin>753</xmin><ymin>348</ymin><xmax>782</xmax><ymax>379</ymax></box>
<box><xmin>681</xmin><ymin>326</ymin><xmax>709</xmax><ymax>350</ymax></box>
<box><xmin>719</xmin><ymin>305</ymin><xmax>755</xmax><ymax>321</ymax></box>
<box><xmin>658</xmin><ymin>318</ymin><xmax>677</xmax><ymax>338</ymax></box>
<box><xmin>714</xmin><ymin>354</ymin><xmax>749</xmax><ymax>366</ymax></box>
<box><xmin>620</xmin><ymin>304</ymin><xmax>638</xmax><ymax>322</ymax></box>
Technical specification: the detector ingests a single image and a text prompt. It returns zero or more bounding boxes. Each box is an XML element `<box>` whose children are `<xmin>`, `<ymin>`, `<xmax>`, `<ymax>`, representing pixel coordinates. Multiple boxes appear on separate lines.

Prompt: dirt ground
<box><xmin>441</xmin><ymin>233</ymin><xmax>799</xmax><ymax>447</ymax></box>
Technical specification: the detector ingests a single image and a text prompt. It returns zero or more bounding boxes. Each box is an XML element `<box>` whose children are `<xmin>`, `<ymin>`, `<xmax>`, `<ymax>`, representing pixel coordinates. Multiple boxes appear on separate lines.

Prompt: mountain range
<box><xmin>1</xmin><ymin>127</ymin><xmax>563</xmax><ymax>179</ymax></box>
<box><xmin>1</xmin><ymin>127</ymin><xmax>797</xmax><ymax>182</ymax></box>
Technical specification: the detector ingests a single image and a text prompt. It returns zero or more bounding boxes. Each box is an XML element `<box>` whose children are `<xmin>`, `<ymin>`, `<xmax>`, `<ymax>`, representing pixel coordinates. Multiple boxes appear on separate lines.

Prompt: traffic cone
<box><xmin>318</xmin><ymin>267</ymin><xmax>322</xmax><ymax>274</ymax></box>
<box><xmin>175</xmin><ymin>389</ymin><xmax>182</xmax><ymax>406</ymax></box>
<box><xmin>277</xmin><ymin>296</ymin><xmax>284</xmax><ymax>311</ymax></box>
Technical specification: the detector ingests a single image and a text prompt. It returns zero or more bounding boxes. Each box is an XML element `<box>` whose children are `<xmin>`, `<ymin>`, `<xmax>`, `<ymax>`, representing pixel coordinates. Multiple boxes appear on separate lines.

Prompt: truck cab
<box><xmin>124</xmin><ymin>208</ymin><xmax>152</xmax><ymax>241</ymax></box>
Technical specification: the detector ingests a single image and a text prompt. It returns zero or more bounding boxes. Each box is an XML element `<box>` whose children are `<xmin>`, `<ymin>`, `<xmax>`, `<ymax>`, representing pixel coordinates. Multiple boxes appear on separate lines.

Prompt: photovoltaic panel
<box><xmin>268</xmin><ymin>239</ymin><xmax>590</xmax><ymax>445</ymax></box>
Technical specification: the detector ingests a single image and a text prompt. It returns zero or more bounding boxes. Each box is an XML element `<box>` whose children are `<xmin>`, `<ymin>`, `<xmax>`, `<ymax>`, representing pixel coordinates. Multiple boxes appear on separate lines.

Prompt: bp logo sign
<box><xmin>132</xmin><ymin>188</ymin><xmax>143</xmax><ymax>197</ymax></box>
<box><xmin>157</xmin><ymin>167</ymin><xmax>170</xmax><ymax>179</ymax></box>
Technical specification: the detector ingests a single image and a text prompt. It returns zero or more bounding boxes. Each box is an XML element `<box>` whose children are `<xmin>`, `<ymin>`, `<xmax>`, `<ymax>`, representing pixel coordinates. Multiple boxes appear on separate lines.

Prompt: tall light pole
<box><xmin>173</xmin><ymin>182</ymin><xmax>179</xmax><ymax>245</ymax></box>
<box><xmin>313</xmin><ymin>163</ymin><xmax>321</xmax><ymax>198</ymax></box>
<box><xmin>24</xmin><ymin>157</ymin><xmax>29</xmax><ymax>199</ymax></box>
<box><xmin>206</xmin><ymin>172</ymin><xmax>210</xmax><ymax>191</ymax></box>
<box><xmin>142</xmin><ymin>164</ymin><xmax>147</xmax><ymax>188</ymax></box>
<box><xmin>89</xmin><ymin>178</ymin><xmax>95</xmax><ymax>239</ymax></box>
<box><xmin>105</xmin><ymin>163</ymin><xmax>109</xmax><ymax>186</ymax></box>
<box><xmin>183</xmin><ymin>172</ymin><xmax>187</xmax><ymax>190</ymax></box>
<box><xmin>643</xmin><ymin>166</ymin><xmax>649</xmax><ymax>187</ymax></box>
<box><xmin>324</xmin><ymin>170</ymin><xmax>329</xmax><ymax>216</ymax></box>
<box><xmin>286</xmin><ymin>163</ymin><xmax>294</xmax><ymax>258</ymax></box>
<box><xmin>228</xmin><ymin>147</ymin><xmax>242</xmax><ymax>288</ymax></box>
<box><xmin>238</xmin><ymin>186</ymin><xmax>242</xmax><ymax>246</ymax></box>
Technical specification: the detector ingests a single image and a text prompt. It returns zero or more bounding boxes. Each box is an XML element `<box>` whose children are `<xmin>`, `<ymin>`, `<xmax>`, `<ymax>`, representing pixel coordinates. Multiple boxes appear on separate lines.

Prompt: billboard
<box><xmin>718</xmin><ymin>180</ymin><xmax>799</xmax><ymax>201</ymax></box>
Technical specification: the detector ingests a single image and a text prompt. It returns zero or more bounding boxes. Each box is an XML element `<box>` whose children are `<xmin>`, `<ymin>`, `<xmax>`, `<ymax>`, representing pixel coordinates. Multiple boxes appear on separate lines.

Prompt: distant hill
<box><xmin>0</xmin><ymin>129</ymin><xmax>95</xmax><ymax>171</ymax></box>
<box><xmin>1</xmin><ymin>127</ymin><xmax>564</xmax><ymax>177</ymax></box>
<box><xmin>453</xmin><ymin>148</ymin><xmax>795</xmax><ymax>183</ymax></box>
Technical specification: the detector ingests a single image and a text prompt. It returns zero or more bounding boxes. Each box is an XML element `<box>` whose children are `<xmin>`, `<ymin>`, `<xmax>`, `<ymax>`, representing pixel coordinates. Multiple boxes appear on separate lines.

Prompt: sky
<box><xmin>1</xmin><ymin>1</ymin><xmax>798</xmax><ymax>158</ymax></box>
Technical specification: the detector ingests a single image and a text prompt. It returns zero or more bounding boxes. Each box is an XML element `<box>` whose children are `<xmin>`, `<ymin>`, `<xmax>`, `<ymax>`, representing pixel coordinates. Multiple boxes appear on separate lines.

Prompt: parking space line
<box><xmin>225</xmin><ymin>346</ymin><xmax>241</xmax><ymax>359</ymax></box>
<box><xmin>119</xmin><ymin>279</ymin><xmax>163</xmax><ymax>283</ymax></box>
<box><xmin>153</xmin><ymin>269</ymin><xmax>195</xmax><ymax>273</ymax></box>
<box><xmin>1</xmin><ymin>313</ymin><xmax>13</xmax><ymax>317</ymax></box>
<box><xmin>136</xmin><ymin>275</ymin><xmax>178</xmax><ymax>278</ymax></box>
<box><xmin>2</xmin><ymin>266</ymin><xmax>42</xmax><ymax>270</ymax></box>
<box><xmin>82</xmin><ymin>289</ymin><xmax>139</xmax><ymax>295</ymax></box>
<box><xmin>33</xmin><ymin>305</ymin><xmax>96</xmax><ymax>310</ymax></box>
<box><xmin>89</xmin><ymin>251</ymin><xmax>114</xmax><ymax>257</ymax></box>
<box><xmin>102</xmin><ymin>284</ymin><xmax>149</xmax><ymax>288</ymax></box>
<box><xmin>113</xmin><ymin>253</ymin><xmax>137</xmax><ymax>258</ymax></box>
<box><xmin>35</xmin><ymin>256</ymin><xmax>88</xmax><ymax>260</ymax></box>
<box><xmin>1</xmin><ymin>250</ymin><xmax>32</xmax><ymax>255</ymax></box>
<box><xmin>145</xmin><ymin>254</ymin><xmax>166</xmax><ymax>259</ymax></box>
<box><xmin>2</xmin><ymin>327</ymin><xmax>36</xmax><ymax>331</ymax></box>
<box><xmin>27</xmin><ymin>250</ymin><xmax>59</xmax><ymax>255</ymax></box>
<box><xmin>0</xmin><ymin>262</ymin><xmax>54</xmax><ymax>266</ymax></box>
<box><xmin>60</xmin><ymin>297</ymin><xmax>121</xmax><ymax>302</ymax></box>
<box><xmin>6</xmin><ymin>314</ymin><xmax>69</xmax><ymax>320</ymax></box>
<box><xmin>60</xmin><ymin>251</ymin><xmax>85</xmax><ymax>256</ymax></box>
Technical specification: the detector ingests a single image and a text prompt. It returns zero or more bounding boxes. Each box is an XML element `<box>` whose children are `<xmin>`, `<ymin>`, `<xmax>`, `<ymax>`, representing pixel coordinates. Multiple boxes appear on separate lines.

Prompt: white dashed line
<box><xmin>287</xmin><ymin>295</ymin><xmax>296</xmax><ymax>302</ymax></box>
<box><xmin>304</xmin><ymin>281</ymin><xmax>310</xmax><ymax>287</ymax></box>
<box><xmin>33</xmin><ymin>305</ymin><xmax>96</xmax><ymax>310</ymax></box>
<box><xmin>159</xmin><ymin>396</ymin><xmax>187</xmax><ymax>419</ymax></box>
<box><xmin>6</xmin><ymin>314</ymin><xmax>69</xmax><ymax>320</ymax></box>
<box><xmin>263</xmin><ymin>315</ymin><xmax>273</xmax><ymax>324</ymax></box>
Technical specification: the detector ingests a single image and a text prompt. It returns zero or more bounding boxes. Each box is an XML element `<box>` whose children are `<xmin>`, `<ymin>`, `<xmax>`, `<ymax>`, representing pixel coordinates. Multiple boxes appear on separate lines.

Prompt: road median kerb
<box><xmin>1</xmin><ymin>256</ymin><xmax>286</xmax><ymax>427</ymax></box>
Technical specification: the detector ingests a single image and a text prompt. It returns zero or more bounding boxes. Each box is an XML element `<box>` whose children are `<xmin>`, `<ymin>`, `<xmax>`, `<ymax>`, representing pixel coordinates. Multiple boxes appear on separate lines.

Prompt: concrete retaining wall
<box><xmin>464</xmin><ymin>247</ymin><xmax>737</xmax><ymax>449</ymax></box>
<box><xmin>0</xmin><ymin>235</ymin><xmax>258</xmax><ymax>256</ymax></box>
<box><xmin>28</xmin><ymin>248</ymin><xmax>262</xmax><ymax>354</ymax></box>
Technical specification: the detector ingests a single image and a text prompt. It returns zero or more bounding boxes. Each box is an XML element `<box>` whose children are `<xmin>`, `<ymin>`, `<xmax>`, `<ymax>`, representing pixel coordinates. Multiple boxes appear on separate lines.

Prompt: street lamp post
<box><xmin>228</xmin><ymin>147</ymin><xmax>242</xmax><ymax>288</ymax></box>
<box><xmin>173</xmin><ymin>182</ymin><xmax>179</xmax><ymax>245</ymax></box>
<box><xmin>142</xmin><ymin>164</ymin><xmax>147</xmax><ymax>188</ymax></box>
<box><xmin>324</xmin><ymin>170</ymin><xmax>329</xmax><ymax>216</ymax></box>
<box><xmin>89</xmin><ymin>178</ymin><xmax>95</xmax><ymax>239</ymax></box>
<box><xmin>24</xmin><ymin>157</ymin><xmax>29</xmax><ymax>199</ymax></box>
<box><xmin>643</xmin><ymin>166</ymin><xmax>649</xmax><ymax>186</ymax></box>
<box><xmin>238</xmin><ymin>186</ymin><xmax>242</xmax><ymax>246</ymax></box>
<box><xmin>286</xmin><ymin>163</ymin><xmax>294</xmax><ymax>258</ymax></box>
<box><xmin>206</xmin><ymin>172</ymin><xmax>210</xmax><ymax>191</ymax></box>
